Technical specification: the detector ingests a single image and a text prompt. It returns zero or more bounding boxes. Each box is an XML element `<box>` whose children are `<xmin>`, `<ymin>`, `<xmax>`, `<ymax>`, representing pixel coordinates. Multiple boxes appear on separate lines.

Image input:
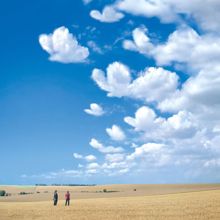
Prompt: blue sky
<box><xmin>1</xmin><ymin>0</ymin><xmax>220</xmax><ymax>185</ymax></box>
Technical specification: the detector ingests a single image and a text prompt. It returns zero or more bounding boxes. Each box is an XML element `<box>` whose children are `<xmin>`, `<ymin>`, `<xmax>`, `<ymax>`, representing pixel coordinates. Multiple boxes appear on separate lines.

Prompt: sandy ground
<box><xmin>0</xmin><ymin>184</ymin><xmax>220</xmax><ymax>219</ymax></box>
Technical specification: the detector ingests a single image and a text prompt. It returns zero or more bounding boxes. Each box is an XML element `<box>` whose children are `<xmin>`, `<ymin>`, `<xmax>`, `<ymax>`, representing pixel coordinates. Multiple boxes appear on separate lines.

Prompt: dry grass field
<box><xmin>0</xmin><ymin>184</ymin><xmax>220</xmax><ymax>220</ymax></box>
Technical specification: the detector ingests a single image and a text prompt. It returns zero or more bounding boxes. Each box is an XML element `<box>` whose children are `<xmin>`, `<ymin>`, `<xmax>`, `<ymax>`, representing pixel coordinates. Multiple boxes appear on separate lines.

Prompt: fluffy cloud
<box><xmin>123</xmin><ymin>26</ymin><xmax>220</xmax><ymax>71</ymax></box>
<box><xmin>124</xmin><ymin>106</ymin><xmax>198</xmax><ymax>140</ymax></box>
<box><xmin>84</xmin><ymin>138</ymin><xmax>171</xmax><ymax>175</ymax></box>
<box><xmin>92</xmin><ymin>62</ymin><xmax>132</xmax><ymax>97</ymax></box>
<box><xmin>84</xmin><ymin>103</ymin><xmax>105</xmax><ymax>116</ymax></box>
<box><xmin>73</xmin><ymin>153</ymin><xmax>83</xmax><ymax>159</ymax></box>
<box><xmin>168</xmin><ymin>0</ymin><xmax>220</xmax><ymax>32</ymax></box>
<box><xmin>89</xmin><ymin>138</ymin><xmax>124</xmax><ymax>153</ymax></box>
<box><xmin>127</xmin><ymin>143</ymin><xmax>164</xmax><ymax>160</ymax></box>
<box><xmin>90</xmin><ymin>6</ymin><xmax>124</xmax><ymax>23</ymax></box>
<box><xmin>39</xmin><ymin>26</ymin><xmax>89</xmax><ymax>63</ymax></box>
<box><xmin>116</xmin><ymin>0</ymin><xmax>220</xmax><ymax>32</ymax></box>
<box><xmin>88</xmin><ymin>21</ymin><xmax>220</xmax><ymax>181</ymax></box>
<box><xmin>73</xmin><ymin>153</ymin><xmax>96</xmax><ymax>162</ymax></box>
<box><xmin>92</xmin><ymin>62</ymin><xmax>179</xmax><ymax>103</ymax></box>
<box><xmin>123</xmin><ymin>26</ymin><xmax>153</xmax><ymax>55</ymax></box>
<box><xmin>73</xmin><ymin>151</ymin><xmax>133</xmax><ymax>176</ymax></box>
<box><xmin>85</xmin><ymin>155</ymin><xmax>97</xmax><ymax>162</ymax></box>
<box><xmin>158</xmin><ymin>67</ymin><xmax>220</xmax><ymax>119</ymax></box>
<box><xmin>106</xmin><ymin>125</ymin><xmax>126</xmax><ymax>141</ymax></box>
<box><xmin>124</xmin><ymin>106</ymin><xmax>157</xmax><ymax>132</ymax></box>
<box><xmin>162</xmin><ymin>111</ymin><xmax>198</xmax><ymax>139</ymax></box>
<box><xmin>129</xmin><ymin>67</ymin><xmax>179</xmax><ymax>102</ymax></box>
<box><xmin>122</xmin><ymin>25</ymin><xmax>220</xmax><ymax>119</ymax></box>
<box><xmin>33</xmin><ymin>0</ymin><xmax>220</xmax><ymax>182</ymax></box>
<box><xmin>152</xmin><ymin>27</ymin><xmax>200</xmax><ymax>67</ymax></box>
<box><xmin>88</xmin><ymin>0</ymin><xmax>220</xmax><ymax>31</ymax></box>
<box><xmin>102</xmin><ymin>161</ymin><xmax>133</xmax><ymax>172</ymax></box>
<box><xmin>105</xmin><ymin>153</ymin><xmax>125</xmax><ymax>163</ymax></box>
<box><xmin>123</xmin><ymin>27</ymin><xmax>199</xmax><ymax>65</ymax></box>
<box><xmin>117</xmin><ymin>0</ymin><xmax>177</xmax><ymax>23</ymax></box>
<box><xmin>87</xmin><ymin>162</ymin><xmax>100</xmax><ymax>169</ymax></box>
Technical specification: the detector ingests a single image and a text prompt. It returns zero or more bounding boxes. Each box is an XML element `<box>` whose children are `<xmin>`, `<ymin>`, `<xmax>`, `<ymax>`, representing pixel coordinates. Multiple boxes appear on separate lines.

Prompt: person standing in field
<box><xmin>65</xmin><ymin>191</ymin><xmax>70</xmax><ymax>206</ymax></box>
<box><xmin>53</xmin><ymin>190</ymin><xmax>58</xmax><ymax>206</ymax></box>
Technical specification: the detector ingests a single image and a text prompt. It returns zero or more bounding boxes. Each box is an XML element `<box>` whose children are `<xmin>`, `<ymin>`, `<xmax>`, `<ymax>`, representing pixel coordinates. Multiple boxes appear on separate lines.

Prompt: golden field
<box><xmin>0</xmin><ymin>184</ymin><xmax>220</xmax><ymax>220</ymax></box>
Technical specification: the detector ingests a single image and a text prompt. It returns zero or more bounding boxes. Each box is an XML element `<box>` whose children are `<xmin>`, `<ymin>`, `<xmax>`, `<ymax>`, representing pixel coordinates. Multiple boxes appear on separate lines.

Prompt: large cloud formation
<box><xmin>91</xmin><ymin>0</ymin><xmax>220</xmax><ymax>33</ymax></box>
<box><xmin>92</xmin><ymin>62</ymin><xmax>179</xmax><ymax>103</ymax></box>
<box><xmin>32</xmin><ymin>0</ymin><xmax>220</xmax><ymax>182</ymax></box>
<box><xmin>123</xmin><ymin>26</ymin><xmax>220</xmax><ymax>72</ymax></box>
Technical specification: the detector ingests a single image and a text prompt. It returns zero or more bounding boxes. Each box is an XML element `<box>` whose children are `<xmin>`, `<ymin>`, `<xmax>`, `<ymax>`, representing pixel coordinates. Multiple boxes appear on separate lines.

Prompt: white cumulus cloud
<box><xmin>89</xmin><ymin>138</ymin><xmax>124</xmax><ymax>153</ymax></box>
<box><xmin>124</xmin><ymin>106</ymin><xmax>198</xmax><ymax>140</ymax></box>
<box><xmin>85</xmin><ymin>155</ymin><xmax>97</xmax><ymax>162</ymax></box>
<box><xmin>92</xmin><ymin>62</ymin><xmax>132</xmax><ymax>97</ymax></box>
<box><xmin>116</xmin><ymin>0</ymin><xmax>220</xmax><ymax>32</ymax></box>
<box><xmin>73</xmin><ymin>153</ymin><xmax>83</xmax><ymax>159</ymax></box>
<box><xmin>105</xmin><ymin>153</ymin><xmax>125</xmax><ymax>163</ymax></box>
<box><xmin>106</xmin><ymin>125</ymin><xmax>126</xmax><ymax>141</ymax></box>
<box><xmin>73</xmin><ymin>153</ymin><xmax>96</xmax><ymax>162</ymax></box>
<box><xmin>117</xmin><ymin>0</ymin><xmax>178</xmax><ymax>23</ymax></box>
<box><xmin>92</xmin><ymin>62</ymin><xmax>179</xmax><ymax>103</ymax></box>
<box><xmin>39</xmin><ymin>26</ymin><xmax>89</xmax><ymax>63</ymax></box>
<box><xmin>84</xmin><ymin>103</ymin><xmax>104</xmax><ymax>116</ymax></box>
<box><xmin>123</xmin><ymin>26</ymin><xmax>153</xmax><ymax>55</ymax></box>
<box><xmin>123</xmin><ymin>26</ymin><xmax>220</xmax><ymax>83</ymax></box>
<box><xmin>90</xmin><ymin>6</ymin><xmax>124</xmax><ymax>23</ymax></box>
<box><xmin>124</xmin><ymin>106</ymin><xmax>157</xmax><ymax>132</ymax></box>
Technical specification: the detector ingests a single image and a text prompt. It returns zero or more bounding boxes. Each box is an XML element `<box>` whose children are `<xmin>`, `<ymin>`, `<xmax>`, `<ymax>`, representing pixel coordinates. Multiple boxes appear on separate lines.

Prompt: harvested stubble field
<box><xmin>0</xmin><ymin>184</ymin><xmax>220</xmax><ymax>220</ymax></box>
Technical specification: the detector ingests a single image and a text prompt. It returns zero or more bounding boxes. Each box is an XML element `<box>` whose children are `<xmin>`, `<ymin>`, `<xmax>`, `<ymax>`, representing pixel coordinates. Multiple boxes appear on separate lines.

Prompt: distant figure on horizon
<box><xmin>65</xmin><ymin>191</ymin><xmax>70</xmax><ymax>206</ymax></box>
<box><xmin>53</xmin><ymin>190</ymin><xmax>58</xmax><ymax>206</ymax></box>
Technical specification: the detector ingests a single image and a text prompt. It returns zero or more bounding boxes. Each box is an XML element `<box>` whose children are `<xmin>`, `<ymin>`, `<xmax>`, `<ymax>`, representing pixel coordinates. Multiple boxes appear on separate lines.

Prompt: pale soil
<box><xmin>0</xmin><ymin>189</ymin><xmax>220</xmax><ymax>220</ymax></box>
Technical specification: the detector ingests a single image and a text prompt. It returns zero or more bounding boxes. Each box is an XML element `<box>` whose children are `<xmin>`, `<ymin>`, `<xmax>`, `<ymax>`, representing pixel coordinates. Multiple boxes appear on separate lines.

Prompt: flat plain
<box><xmin>0</xmin><ymin>184</ymin><xmax>220</xmax><ymax>220</ymax></box>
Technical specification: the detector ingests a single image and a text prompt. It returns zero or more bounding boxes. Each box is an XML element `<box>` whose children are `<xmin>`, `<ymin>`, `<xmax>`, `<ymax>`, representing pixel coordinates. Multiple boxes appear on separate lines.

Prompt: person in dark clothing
<box><xmin>65</xmin><ymin>191</ymin><xmax>70</xmax><ymax>206</ymax></box>
<box><xmin>53</xmin><ymin>190</ymin><xmax>58</xmax><ymax>206</ymax></box>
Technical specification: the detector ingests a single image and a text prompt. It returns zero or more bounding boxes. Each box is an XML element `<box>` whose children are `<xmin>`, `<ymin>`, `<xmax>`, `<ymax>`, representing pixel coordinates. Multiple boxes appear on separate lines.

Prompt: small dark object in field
<box><xmin>102</xmin><ymin>189</ymin><xmax>118</xmax><ymax>193</ymax></box>
<box><xmin>134</xmin><ymin>189</ymin><xmax>137</xmax><ymax>191</ymax></box>
<box><xmin>0</xmin><ymin>190</ymin><xmax>6</xmax><ymax>196</ymax></box>
<box><xmin>19</xmin><ymin>192</ymin><xmax>33</xmax><ymax>195</ymax></box>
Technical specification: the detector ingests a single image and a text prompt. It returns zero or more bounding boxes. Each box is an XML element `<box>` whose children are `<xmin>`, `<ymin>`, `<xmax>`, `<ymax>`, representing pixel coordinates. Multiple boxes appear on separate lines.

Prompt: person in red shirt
<box><xmin>65</xmin><ymin>191</ymin><xmax>70</xmax><ymax>206</ymax></box>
